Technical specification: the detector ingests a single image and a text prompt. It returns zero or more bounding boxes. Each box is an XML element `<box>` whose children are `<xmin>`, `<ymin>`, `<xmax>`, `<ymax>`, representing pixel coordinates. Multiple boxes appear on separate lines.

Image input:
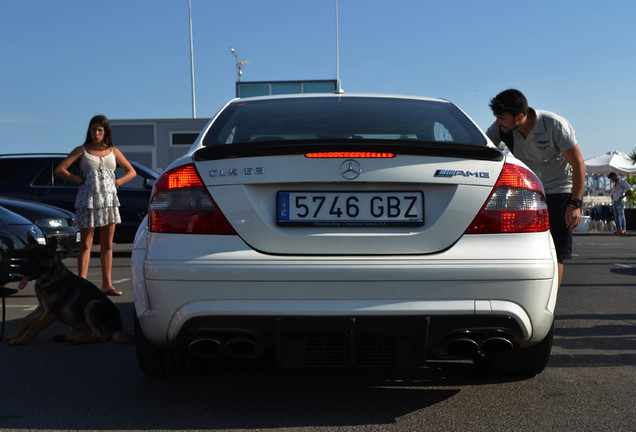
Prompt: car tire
<box><xmin>473</xmin><ymin>323</ymin><xmax>554</xmax><ymax>377</ymax></box>
<box><xmin>133</xmin><ymin>308</ymin><xmax>206</xmax><ymax>376</ymax></box>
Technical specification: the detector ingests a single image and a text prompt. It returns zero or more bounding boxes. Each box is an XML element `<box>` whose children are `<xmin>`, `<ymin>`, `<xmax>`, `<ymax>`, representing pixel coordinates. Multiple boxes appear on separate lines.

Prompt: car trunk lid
<box><xmin>192</xmin><ymin>144</ymin><xmax>504</xmax><ymax>255</ymax></box>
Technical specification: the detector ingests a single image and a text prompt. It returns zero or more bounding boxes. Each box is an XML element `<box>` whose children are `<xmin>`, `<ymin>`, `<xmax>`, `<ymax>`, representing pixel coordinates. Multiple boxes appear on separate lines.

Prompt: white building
<box><xmin>110</xmin><ymin>118</ymin><xmax>209</xmax><ymax>172</ymax></box>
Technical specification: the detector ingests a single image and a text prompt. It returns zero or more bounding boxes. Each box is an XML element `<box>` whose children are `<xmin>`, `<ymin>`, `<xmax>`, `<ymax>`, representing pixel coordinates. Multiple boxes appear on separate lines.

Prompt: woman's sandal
<box><xmin>102</xmin><ymin>289</ymin><xmax>123</xmax><ymax>296</ymax></box>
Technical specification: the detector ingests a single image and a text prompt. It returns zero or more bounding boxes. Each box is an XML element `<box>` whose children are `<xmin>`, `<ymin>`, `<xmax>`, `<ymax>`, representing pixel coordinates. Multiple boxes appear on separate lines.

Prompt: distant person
<box><xmin>608</xmin><ymin>172</ymin><xmax>632</xmax><ymax>235</ymax></box>
<box><xmin>55</xmin><ymin>115</ymin><xmax>136</xmax><ymax>295</ymax></box>
<box><xmin>486</xmin><ymin>89</ymin><xmax>586</xmax><ymax>290</ymax></box>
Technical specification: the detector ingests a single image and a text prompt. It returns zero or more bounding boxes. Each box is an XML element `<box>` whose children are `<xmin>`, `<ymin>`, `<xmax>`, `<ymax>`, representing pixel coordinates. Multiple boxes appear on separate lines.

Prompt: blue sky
<box><xmin>1</xmin><ymin>0</ymin><xmax>635</xmax><ymax>161</ymax></box>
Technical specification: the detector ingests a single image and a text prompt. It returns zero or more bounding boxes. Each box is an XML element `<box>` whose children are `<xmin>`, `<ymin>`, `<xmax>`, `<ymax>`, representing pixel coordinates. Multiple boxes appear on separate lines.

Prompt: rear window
<box><xmin>31</xmin><ymin>159</ymin><xmax>82</xmax><ymax>187</ymax></box>
<box><xmin>203</xmin><ymin>96</ymin><xmax>486</xmax><ymax>147</ymax></box>
<box><xmin>0</xmin><ymin>159</ymin><xmax>39</xmax><ymax>182</ymax></box>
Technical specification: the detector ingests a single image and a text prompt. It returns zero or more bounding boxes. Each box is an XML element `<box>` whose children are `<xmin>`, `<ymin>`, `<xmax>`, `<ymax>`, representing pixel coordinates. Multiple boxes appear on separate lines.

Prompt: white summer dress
<box><xmin>74</xmin><ymin>146</ymin><xmax>121</xmax><ymax>228</ymax></box>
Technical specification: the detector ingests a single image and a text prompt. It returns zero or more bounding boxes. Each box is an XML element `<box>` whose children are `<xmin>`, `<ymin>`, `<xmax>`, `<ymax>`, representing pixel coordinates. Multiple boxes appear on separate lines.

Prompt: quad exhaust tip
<box><xmin>223</xmin><ymin>337</ymin><xmax>265</xmax><ymax>359</ymax></box>
<box><xmin>480</xmin><ymin>336</ymin><xmax>514</xmax><ymax>355</ymax></box>
<box><xmin>188</xmin><ymin>332</ymin><xmax>265</xmax><ymax>360</ymax></box>
<box><xmin>444</xmin><ymin>337</ymin><xmax>480</xmax><ymax>357</ymax></box>
<box><xmin>442</xmin><ymin>332</ymin><xmax>514</xmax><ymax>357</ymax></box>
<box><xmin>188</xmin><ymin>338</ymin><xmax>223</xmax><ymax>359</ymax></box>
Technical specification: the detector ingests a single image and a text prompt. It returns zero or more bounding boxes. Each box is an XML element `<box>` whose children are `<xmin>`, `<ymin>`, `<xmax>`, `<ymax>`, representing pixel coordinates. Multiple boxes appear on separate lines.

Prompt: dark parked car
<box><xmin>0</xmin><ymin>197</ymin><xmax>79</xmax><ymax>258</ymax></box>
<box><xmin>0</xmin><ymin>205</ymin><xmax>46</xmax><ymax>283</ymax></box>
<box><xmin>0</xmin><ymin>154</ymin><xmax>159</xmax><ymax>243</ymax></box>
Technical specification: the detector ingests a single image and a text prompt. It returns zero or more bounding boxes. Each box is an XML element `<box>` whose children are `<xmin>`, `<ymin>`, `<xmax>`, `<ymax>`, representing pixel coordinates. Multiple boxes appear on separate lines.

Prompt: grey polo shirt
<box><xmin>486</xmin><ymin>108</ymin><xmax>578</xmax><ymax>194</ymax></box>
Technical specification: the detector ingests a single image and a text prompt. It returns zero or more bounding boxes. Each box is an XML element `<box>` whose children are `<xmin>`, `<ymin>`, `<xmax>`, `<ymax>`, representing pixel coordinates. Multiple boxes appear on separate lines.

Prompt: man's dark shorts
<box><xmin>546</xmin><ymin>193</ymin><xmax>573</xmax><ymax>262</ymax></box>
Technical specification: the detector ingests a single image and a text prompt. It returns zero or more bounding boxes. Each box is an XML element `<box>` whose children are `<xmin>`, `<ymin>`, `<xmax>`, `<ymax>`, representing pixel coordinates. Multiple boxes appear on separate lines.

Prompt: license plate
<box><xmin>277</xmin><ymin>191</ymin><xmax>424</xmax><ymax>227</ymax></box>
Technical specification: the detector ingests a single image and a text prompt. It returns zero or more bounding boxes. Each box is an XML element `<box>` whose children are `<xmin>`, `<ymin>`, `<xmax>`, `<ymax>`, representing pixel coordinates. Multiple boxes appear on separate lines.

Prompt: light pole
<box><xmin>335</xmin><ymin>0</ymin><xmax>343</xmax><ymax>93</ymax></box>
<box><xmin>230</xmin><ymin>47</ymin><xmax>248</xmax><ymax>82</ymax></box>
<box><xmin>188</xmin><ymin>0</ymin><xmax>196</xmax><ymax>118</ymax></box>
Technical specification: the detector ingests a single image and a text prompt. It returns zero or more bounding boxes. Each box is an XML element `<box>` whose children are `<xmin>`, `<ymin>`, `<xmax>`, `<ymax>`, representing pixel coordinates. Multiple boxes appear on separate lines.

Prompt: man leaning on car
<box><xmin>486</xmin><ymin>89</ymin><xmax>586</xmax><ymax>290</ymax></box>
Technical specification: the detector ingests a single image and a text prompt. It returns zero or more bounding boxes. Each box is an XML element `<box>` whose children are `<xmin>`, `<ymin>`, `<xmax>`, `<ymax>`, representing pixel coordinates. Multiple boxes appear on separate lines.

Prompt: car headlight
<box><xmin>35</xmin><ymin>218</ymin><xmax>69</xmax><ymax>228</ymax></box>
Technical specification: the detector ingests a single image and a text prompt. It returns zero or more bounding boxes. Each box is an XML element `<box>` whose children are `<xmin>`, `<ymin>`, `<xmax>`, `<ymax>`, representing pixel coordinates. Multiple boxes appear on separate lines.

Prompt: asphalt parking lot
<box><xmin>0</xmin><ymin>233</ymin><xmax>634</xmax><ymax>432</ymax></box>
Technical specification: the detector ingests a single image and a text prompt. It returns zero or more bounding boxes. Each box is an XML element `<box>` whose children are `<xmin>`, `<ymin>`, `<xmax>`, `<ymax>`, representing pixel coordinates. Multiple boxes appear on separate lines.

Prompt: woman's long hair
<box><xmin>83</xmin><ymin>114</ymin><xmax>113</xmax><ymax>147</ymax></box>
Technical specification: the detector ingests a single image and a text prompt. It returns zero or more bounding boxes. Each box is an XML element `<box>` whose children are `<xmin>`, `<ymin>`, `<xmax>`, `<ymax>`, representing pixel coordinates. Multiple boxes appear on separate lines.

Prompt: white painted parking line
<box><xmin>2</xmin><ymin>305</ymin><xmax>38</xmax><ymax>311</ymax></box>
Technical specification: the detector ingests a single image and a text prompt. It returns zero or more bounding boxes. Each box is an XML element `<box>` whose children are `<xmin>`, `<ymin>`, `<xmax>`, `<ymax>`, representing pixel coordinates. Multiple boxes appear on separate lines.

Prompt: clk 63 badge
<box><xmin>210</xmin><ymin>167</ymin><xmax>265</xmax><ymax>177</ymax></box>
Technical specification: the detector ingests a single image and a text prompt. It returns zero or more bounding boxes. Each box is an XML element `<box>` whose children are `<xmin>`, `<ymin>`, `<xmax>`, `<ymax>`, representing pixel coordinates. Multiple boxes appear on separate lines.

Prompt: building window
<box><xmin>171</xmin><ymin>132</ymin><xmax>199</xmax><ymax>146</ymax></box>
<box><xmin>272</xmin><ymin>83</ymin><xmax>302</xmax><ymax>95</ymax></box>
<box><xmin>236</xmin><ymin>80</ymin><xmax>338</xmax><ymax>98</ymax></box>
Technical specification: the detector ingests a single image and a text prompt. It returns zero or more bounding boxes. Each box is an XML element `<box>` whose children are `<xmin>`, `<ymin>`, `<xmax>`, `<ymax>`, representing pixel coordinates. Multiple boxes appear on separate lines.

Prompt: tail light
<box><xmin>148</xmin><ymin>164</ymin><xmax>236</xmax><ymax>234</ymax></box>
<box><xmin>464</xmin><ymin>163</ymin><xmax>549</xmax><ymax>234</ymax></box>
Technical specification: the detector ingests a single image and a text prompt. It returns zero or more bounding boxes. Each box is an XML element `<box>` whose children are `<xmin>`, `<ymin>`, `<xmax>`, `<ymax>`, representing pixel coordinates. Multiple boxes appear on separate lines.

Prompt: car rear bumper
<box><xmin>132</xmin><ymin>231</ymin><xmax>558</xmax><ymax>354</ymax></box>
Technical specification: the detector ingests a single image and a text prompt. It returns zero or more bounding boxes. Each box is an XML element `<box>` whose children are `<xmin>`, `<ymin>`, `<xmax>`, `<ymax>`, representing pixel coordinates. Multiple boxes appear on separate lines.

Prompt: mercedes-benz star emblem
<box><xmin>339</xmin><ymin>159</ymin><xmax>362</xmax><ymax>180</ymax></box>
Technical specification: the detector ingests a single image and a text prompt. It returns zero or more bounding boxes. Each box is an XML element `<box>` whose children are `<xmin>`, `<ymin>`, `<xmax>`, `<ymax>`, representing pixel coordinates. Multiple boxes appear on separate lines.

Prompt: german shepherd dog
<box><xmin>8</xmin><ymin>234</ymin><xmax>132</xmax><ymax>345</ymax></box>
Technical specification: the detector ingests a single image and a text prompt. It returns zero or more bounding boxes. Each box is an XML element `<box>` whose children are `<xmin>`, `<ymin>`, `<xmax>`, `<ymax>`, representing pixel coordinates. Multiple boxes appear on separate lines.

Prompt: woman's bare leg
<box><xmin>78</xmin><ymin>227</ymin><xmax>95</xmax><ymax>279</ymax></box>
<box><xmin>99</xmin><ymin>223</ymin><xmax>120</xmax><ymax>294</ymax></box>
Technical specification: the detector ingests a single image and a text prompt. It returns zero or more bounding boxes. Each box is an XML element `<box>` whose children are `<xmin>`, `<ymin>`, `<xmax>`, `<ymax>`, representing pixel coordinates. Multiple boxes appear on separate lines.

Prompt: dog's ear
<box><xmin>26</xmin><ymin>230</ymin><xmax>38</xmax><ymax>246</ymax></box>
<box><xmin>46</xmin><ymin>237</ymin><xmax>58</xmax><ymax>255</ymax></box>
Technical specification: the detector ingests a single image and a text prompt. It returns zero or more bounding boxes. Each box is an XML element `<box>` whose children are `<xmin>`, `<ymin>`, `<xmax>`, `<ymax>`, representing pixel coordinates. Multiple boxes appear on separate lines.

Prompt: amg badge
<box><xmin>434</xmin><ymin>169</ymin><xmax>490</xmax><ymax>178</ymax></box>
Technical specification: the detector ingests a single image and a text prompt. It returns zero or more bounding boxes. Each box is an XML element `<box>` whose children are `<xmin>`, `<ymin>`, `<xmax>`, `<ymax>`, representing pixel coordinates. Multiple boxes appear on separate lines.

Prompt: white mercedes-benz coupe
<box><xmin>131</xmin><ymin>94</ymin><xmax>558</xmax><ymax>376</ymax></box>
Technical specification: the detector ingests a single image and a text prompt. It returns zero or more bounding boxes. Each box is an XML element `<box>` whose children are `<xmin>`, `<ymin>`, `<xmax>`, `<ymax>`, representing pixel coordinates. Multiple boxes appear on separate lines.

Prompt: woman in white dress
<box><xmin>55</xmin><ymin>115</ymin><xmax>136</xmax><ymax>295</ymax></box>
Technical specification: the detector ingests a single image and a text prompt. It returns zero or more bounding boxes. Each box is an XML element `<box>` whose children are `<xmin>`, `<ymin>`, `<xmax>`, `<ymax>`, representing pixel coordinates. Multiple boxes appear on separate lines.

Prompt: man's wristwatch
<box><xmin>568</xmin><ymin>199</ymin><xmax>582</xmax><ymax>209</ymax></box>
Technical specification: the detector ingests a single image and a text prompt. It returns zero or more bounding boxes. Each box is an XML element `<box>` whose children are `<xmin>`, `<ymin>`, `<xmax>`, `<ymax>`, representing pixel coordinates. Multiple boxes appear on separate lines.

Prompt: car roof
<box><xmin>229</xmin><ymin>92</ymin><xmax>450</xmax><ymax>105</ymax></box>
<box><xmin>0</xmin><ymin>153</ymin><xmax>158</xmax><ymax>175</ymax></box>
<box><xmin>0</xmin><ymin>153</ymin><xmax>68</xmax><ymax>158</ymax></box>
<box><xmin>0</xmin><ymin>196</ymin><xmax>75</xmax><ymax>217</ymax></box>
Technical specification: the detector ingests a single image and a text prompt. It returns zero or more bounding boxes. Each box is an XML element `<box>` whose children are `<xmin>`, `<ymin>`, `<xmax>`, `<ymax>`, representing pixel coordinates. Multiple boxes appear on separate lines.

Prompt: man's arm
<box><xmin>619</xmin><ymin>179</ymin><xmax>632</xmax><ymax>200</ymax></box>
<box><xmin>562</xmin><ymin>144</ymin><xmax>586</xmax><ymax>229</ymax></box>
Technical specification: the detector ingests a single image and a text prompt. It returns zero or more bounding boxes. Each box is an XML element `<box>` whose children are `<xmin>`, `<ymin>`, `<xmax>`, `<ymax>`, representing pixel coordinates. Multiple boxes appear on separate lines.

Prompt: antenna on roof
<box><xmin>230</xmin><ymin>47</ymin><xmax>248</xmax><ymax>82</ymax></box>
<box><xmin>335</xmin><ymin>0</ymin><xmax>344</xmax><ymax>94</ymax></box>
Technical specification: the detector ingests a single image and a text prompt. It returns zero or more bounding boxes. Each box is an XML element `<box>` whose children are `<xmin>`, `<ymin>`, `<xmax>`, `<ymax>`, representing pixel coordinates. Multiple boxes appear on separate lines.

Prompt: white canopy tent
<box><xmin>584</xmin><ymin>151</ymin><xmax>636</xmax><ymax>174</ymax></box>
